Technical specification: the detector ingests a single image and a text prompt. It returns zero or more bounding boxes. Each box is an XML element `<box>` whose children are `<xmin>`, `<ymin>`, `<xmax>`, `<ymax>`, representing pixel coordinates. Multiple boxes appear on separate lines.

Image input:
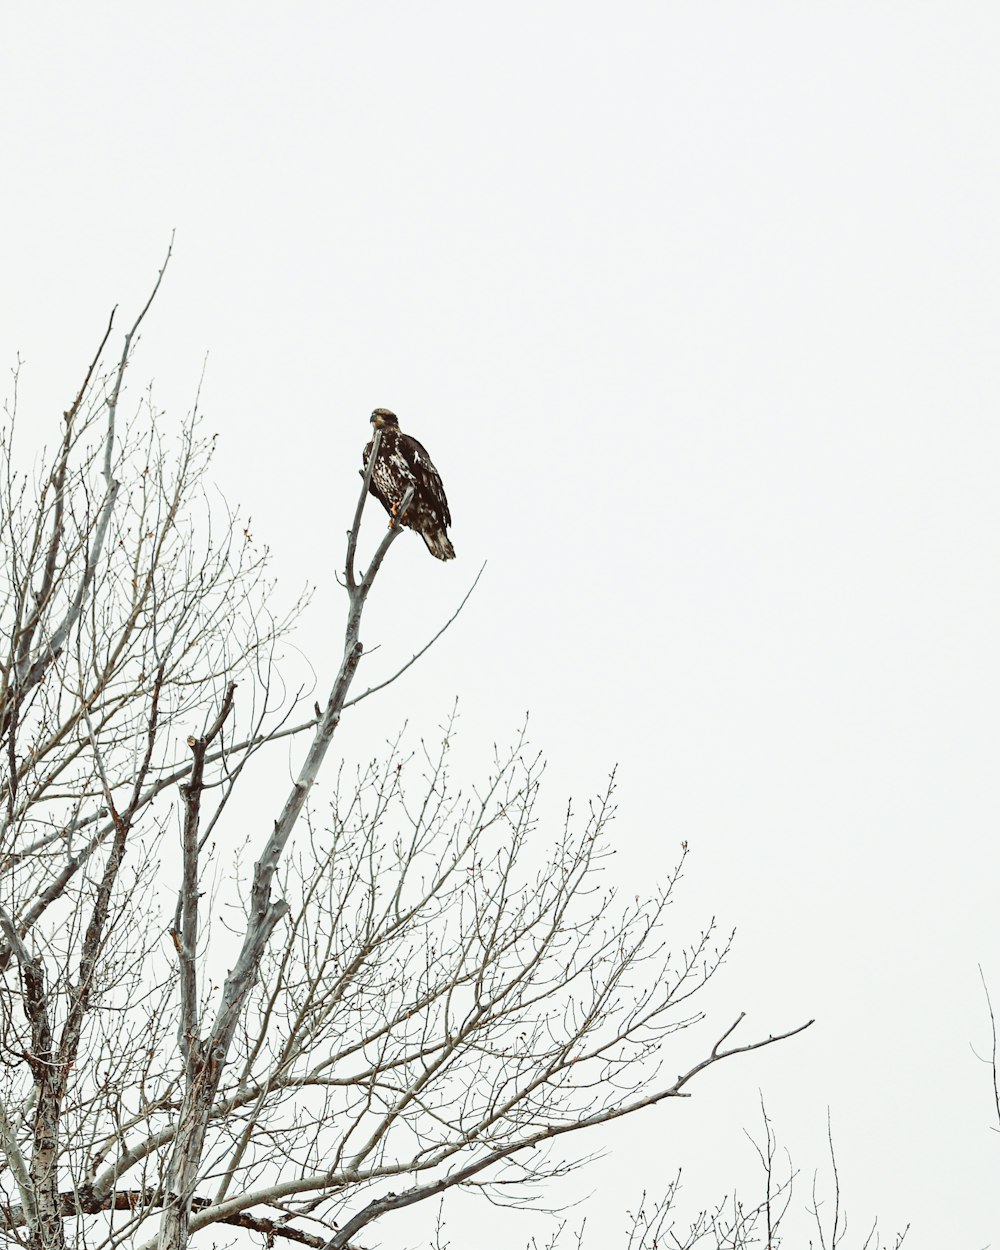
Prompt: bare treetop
<box><xmin>0</xmin><ymin>258</ymin><xmax>810</xmax><ymax>1250</ymax></box>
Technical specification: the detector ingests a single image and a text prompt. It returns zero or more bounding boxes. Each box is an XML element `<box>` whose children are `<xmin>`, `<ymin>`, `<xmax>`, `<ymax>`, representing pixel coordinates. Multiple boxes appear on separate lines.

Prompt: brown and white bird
<box><xmin>363</xmin><ymin>409</ymin><xmax>455</xmax><ymax>561</ymax></box>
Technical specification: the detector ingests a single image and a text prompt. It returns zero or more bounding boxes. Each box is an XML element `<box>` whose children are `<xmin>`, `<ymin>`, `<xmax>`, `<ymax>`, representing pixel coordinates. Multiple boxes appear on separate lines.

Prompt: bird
<box><xmin>363</xmin><ymin>409</ymin><xmax>455</xmax><ymax>560</ymax></box>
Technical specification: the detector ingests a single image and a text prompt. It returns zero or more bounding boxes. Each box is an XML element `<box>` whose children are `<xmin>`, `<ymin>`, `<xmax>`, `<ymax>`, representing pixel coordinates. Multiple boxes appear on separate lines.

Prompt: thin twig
<box><xmin>344</xmin><ymin>560</ymin><xmax>486</xmax><ymax>709</ymax></box>
<box><xmin>979</xmin><ymin>964</ymin><xmax>1000</xmax><ymax>1131</ymax></box>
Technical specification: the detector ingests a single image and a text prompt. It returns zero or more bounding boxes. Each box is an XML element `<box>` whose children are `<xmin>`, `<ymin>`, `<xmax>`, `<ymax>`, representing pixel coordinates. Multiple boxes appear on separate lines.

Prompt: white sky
<box><xmin>3</xmin><ymin>3</ymin><xmax>1000</xmax><ymax>1245</ymax></box>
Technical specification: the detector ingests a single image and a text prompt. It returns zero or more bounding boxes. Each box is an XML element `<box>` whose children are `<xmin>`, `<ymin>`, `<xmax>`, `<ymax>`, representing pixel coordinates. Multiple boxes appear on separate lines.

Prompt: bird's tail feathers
<box><xmin>421</xmin><ymin>529</ymin><xmax>456</xmax><ymax>561</ymax></box>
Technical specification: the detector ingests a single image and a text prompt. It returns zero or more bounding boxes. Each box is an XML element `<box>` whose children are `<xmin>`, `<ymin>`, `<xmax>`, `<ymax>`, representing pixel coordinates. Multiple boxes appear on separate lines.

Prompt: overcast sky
<box><xmin>3</xmin><ymin>4</ymin><xmax>1000</xmax><ymax>1245</ymax></box>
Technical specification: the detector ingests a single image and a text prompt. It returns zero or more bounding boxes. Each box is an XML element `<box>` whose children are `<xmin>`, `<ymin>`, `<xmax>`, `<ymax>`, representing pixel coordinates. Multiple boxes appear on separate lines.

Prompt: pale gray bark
<box><xmin>0</xmin><ymin>268</ymin><xmax>825</xmax><ymax>1250</ymax></box>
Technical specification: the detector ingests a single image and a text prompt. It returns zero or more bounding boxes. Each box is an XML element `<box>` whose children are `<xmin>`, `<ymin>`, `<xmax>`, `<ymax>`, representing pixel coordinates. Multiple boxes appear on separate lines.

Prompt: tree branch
<box><xmin>344</xmin><ymin>560</ymin><xmax>486</xmax><ymax>710</ymax></box>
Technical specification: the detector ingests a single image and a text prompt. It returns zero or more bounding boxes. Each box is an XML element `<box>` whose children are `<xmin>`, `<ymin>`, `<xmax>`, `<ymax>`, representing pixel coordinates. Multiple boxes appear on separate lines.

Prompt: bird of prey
<box><xmin>363</xmin><ymin>409</ymin><xmax>455</xmax><ymax>561</ymax></box>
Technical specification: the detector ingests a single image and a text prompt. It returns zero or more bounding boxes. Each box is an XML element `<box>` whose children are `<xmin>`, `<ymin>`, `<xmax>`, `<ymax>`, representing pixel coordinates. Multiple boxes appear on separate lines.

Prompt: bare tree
<box><xmin>0</xmin><ymin>255</ymin><xmax>811</xmax><ymax>1250</ymax></box>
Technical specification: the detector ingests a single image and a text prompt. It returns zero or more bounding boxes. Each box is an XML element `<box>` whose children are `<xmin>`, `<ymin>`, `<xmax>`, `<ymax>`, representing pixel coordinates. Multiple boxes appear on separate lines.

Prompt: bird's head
<box><xmin>370</xmin><ymin>409</ymin><xmax>399</xmax><ymax>430</ymax></box>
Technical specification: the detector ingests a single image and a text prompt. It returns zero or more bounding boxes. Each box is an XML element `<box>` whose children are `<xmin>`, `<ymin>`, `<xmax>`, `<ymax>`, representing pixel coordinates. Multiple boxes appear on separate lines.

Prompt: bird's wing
<box><xmin>401</xmin><ymin>435</ymin><xmax>452</xmax><ymax>528</ymax></box>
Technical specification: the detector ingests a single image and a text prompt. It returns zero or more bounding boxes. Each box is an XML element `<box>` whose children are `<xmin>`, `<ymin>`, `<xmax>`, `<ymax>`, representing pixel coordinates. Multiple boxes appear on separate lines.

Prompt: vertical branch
<box><xmin>0</xmin><ymin>1098</ymin><xmax>35</xmax><ymax>1227</ymax></box>
<box><xmin>159</xmin><ymin>683</ymin><xmax>235</xmax><ymax>1250</ymax></box>
<box><xmin>979</xmin><ymin>965</ymin><xmax>1000</xmax><ymax>1132</ymax></box>
<box><xmin>13</xmin><ymin>308</ymin><xmax>100</xmax><ymax>681</ymax></box>
<box><xmin>64</xmin><ymin>668</ymin><xmax>165</xmax><ymax>1055</ymax></box>
<box><xmin>103</xmin><ymin>235</ymin><xmax>173</xmax><ymax>483</ymax></box>
<box><xmin>7</xmin><ymin>315</ymin><xmax>102</xmax><ymax>692</ymax></box>
<box><xmin>2</xmin><ymin>309</ymin><xmax>114</xmax><ymax>736</ymax></box>
<box><xmin>173</xmin><ymin>683</ymin><xmax>237</xmax><ymax>1064</ymax></box>
<box><xmin>346</xmin><ymin>427</ymin><xmax>381</xmax><ymax>592</ymax></box>
<box><xmin>0</xmin><ymin>907</ymin><xmax>62</xmax><ymax>1250</ymax></box>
